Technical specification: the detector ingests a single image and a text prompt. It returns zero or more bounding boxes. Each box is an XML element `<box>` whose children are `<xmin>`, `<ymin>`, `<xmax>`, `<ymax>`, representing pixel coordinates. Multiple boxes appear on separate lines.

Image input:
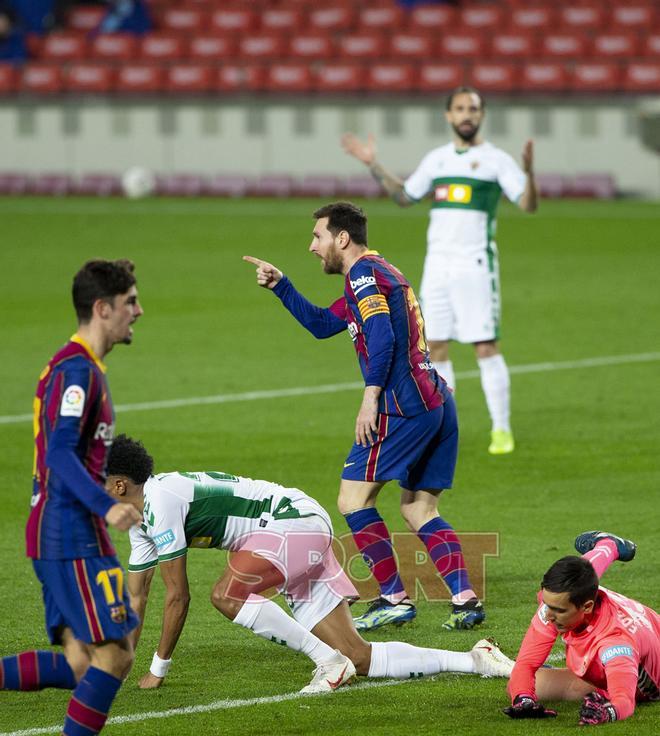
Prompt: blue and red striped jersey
<box><xmin>26</xmin><ymin>335</ymin><xmax>117</xmax><ymax>560</ymax></box>
<box><xmin>273</xmin><ymin>251</ymin><xmax>445</xmax><ymax>417</ymax></box>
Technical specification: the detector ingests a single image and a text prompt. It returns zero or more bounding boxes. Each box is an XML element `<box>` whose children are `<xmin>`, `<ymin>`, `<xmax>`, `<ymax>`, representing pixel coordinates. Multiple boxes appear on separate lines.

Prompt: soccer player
<box><xmin>1</xmin><ymin>260</ymin><xmax>144</xmax><ymax>736</ymax></box>
<box><xmin>341</xmin><ymin>86</ymin><xmax>538</xmax><ymax>455</ymax></box>
<box><xmin>104</xmin><ymin>434</ymin><xmax>515</xmax><ymax>693</ymax></box>
<box><xmin>243</xmin><ymin>201</ymin><xmax>485</xmax><ymax>632</ymax></box>
<box><xmin>504</xmin><ymin>531</ymin><xmax>659</xmax><ymax>725</ymax></box>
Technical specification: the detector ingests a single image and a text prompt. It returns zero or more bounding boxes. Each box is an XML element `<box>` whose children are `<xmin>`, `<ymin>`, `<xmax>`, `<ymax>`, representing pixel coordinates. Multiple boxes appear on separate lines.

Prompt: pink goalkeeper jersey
<box><xmin>509</xmin><ymin>586</ymin><xmax>660</xmax><ymax>720</ymax></box>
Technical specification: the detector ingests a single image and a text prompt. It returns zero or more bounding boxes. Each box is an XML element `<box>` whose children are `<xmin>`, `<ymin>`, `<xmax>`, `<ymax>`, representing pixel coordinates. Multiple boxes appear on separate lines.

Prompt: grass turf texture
<box><xmin>1</xmin><ymin>197</ymin><xmax>658</xmax><ymax>736</ymax></box>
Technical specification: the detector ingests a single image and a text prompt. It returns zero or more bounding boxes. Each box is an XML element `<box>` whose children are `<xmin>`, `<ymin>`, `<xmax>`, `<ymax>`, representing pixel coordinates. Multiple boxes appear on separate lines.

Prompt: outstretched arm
<box><xmin>518</xmin><ymin>140</ymin><xmax>538</xmax><ymax>213</ymax></box>
<box><xmin>341</xmin><ymin>132</ymin><xmax>414</xmax><ymax>207</ymax></box>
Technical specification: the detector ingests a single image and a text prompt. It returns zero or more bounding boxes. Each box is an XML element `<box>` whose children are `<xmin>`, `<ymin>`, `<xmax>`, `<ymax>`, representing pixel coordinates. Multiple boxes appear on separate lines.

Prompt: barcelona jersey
<box><xmin>27</xmin><ymin>335</ymin><xmax>117</xmax><ymax>560</ymax></box>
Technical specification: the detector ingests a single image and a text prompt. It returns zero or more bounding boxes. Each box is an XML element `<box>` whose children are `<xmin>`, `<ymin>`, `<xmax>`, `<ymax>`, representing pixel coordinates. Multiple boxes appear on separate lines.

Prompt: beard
<box><xmin>452</xmin><ymin>121</ymin><xmax>480</xmax><ymax>143</ymax></box>
<box><xmin>322</xmin><ymin>244</ymin><xmax>344</xmax><ymax>275</ymax></box>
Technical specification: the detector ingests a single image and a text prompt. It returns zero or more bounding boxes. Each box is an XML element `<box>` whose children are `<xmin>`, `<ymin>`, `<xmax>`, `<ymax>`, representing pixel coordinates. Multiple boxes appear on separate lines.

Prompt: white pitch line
<box><xmin>0</xmin><ymin>677</ymin><xmax>416</xmax><ymax>736</ymax></box>
<box><xmin>1</xmin><ymin>351</ymin><xmax>660</xmax><ymax>427</ymax></box>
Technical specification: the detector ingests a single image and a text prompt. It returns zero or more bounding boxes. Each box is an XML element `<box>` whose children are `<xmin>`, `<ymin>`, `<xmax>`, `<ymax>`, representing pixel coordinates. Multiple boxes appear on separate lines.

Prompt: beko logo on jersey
<box><xmin>600</xmin><ymin>645</ymin><xmax>634</xmax><ymax>664</ymax></box>
<box><xmin>350</xmin><ymin>275</ymin><xmax>376</xmax><ymax>294</ymax></box>
<box><xmin>60</xmin><ymin>385</ymin><xmax>85</xmax><ymax>417</ymax></box>
<box><xmin>94</xmin><ymin>422</ymin><xmax>115</xmax><ymax>445</ymax></box>
<box><xmin>154</xmin><ymin>529</ymin><xmax>175</xmax><ymax>549</ymax></box>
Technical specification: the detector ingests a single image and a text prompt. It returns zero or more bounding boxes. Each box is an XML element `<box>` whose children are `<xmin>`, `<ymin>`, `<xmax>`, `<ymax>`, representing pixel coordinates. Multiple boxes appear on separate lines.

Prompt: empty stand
<box><xmin>417</xmin><ymin>63</ymin><xmax>463</xmax><ymax>92</ymax></box>
<box><xmin>266</xmin><ymin>64</ymin><xmax>312</xmax><ymax>93</ymax></box>
<box><xmin>367</xmin><ymin>64</ymin><xmax>415</xmax><ymax>92</ymax></box>
<box><xmin>116</xmin><ymin>64</ymin><xmax>164</xmax><ymax>93</ymax></box>
<box><xmin>91</xmin><ymin>34</ymin><xmax>138</xmax><ymax>61</ymax></box>
<box><xmin>0</xmin><ymin>65</ymin><xmax>17</xmax><ymax>94</ymax></box>
<box><xmin>66</xmin><ymin>64</ymin><xmax>114</xmax><ymax>94</ymax></box>
<box><xmin>75</xmin><ymin>174</ymin><xmax>121</xmax><ymax>196</ymax></box>
<box><xmin>207</xmin><ymin>175</ymin><xmax>251</xmax><ymax>198</ymax></box>
<box><xmin>22</xmin><ymin>65</ymin><xmax>64</xmax><ymax>94</ymax></box>
<box><xmin>40</xmin><ymin>33</ymin><xmax>88</xmax><ymax>62</ymax></box>
<box><xmin>313</xmin><ymin>63</ymin><xmax>364</xmax><ymax>92</ymax></box>
<box><xmin>572</xmin><ymin>63</ymin><xmax>621</xmax><ymax>91</ymax></box>
<box><xmin>166</xmin><ymin>65</ymin><xmax>213</xmax><ymax>94</ymax></box>
<box><xmin>469</xmin><ymin>63</ymin><xmax>518</xmax><ymax>92</ymax></box>
<box><xmin>519</xmin><ymin>63</ymin><xmax>569</xmax><ymax>92</ymax></box>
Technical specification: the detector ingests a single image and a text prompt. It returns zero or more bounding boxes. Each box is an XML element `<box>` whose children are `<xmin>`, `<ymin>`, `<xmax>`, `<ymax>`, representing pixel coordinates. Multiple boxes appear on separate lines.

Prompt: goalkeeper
<box><xmin>503</xmin><ymin>532</ymin><xmax>659</xmax><ymax>725</ymax></box>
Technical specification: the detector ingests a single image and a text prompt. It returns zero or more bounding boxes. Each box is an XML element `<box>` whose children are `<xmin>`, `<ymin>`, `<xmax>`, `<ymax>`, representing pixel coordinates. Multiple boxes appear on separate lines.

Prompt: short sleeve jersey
<box><xmin>404</xmin><ymin>142</ymin><xmax>526</xmax><ymax>261</ymax></box>
<box><xmin>128</xmin><ymin>472</ymin><xmax>322</xmax><ymax>571</ymax></box>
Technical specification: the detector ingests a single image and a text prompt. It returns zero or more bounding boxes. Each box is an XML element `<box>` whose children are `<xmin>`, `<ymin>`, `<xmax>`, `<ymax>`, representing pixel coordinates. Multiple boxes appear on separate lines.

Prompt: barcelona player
<box><xmin>504</xmin><ymin>531</ymin><xmax>659</xmax><ymax>725</ymax></box>
<box><xmin>244</xmin><ymin>201</ymin><xmax>484</xmax><ymax>631</ymax></box>
<box><xmin>1</xmin><ymin>260</ymin><xmax>143</xmax><ymax>736</ymax></box>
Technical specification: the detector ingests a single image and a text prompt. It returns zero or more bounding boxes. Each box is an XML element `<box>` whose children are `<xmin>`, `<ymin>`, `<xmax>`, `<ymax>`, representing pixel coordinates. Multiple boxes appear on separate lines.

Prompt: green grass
<box><xmin>0</xmin><ymin>197</ymin><xmax>659</xmax><ymax>735</ymax></box>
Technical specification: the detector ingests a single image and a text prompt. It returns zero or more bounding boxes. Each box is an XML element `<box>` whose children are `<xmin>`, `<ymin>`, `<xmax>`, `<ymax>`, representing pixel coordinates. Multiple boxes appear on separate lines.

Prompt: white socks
<box><xmin>233</xmin><ymin>595</ymin><xmax>338</xmax><ymax>666</ymax></box>
<box><xmin>433</xmin><ymin>360</ymin><xmax>455</xmax><ymax>391</ymax></box>
<box><xmin>478</xmin><ymin>354</ymin><xmax>511</xmax><ymax>432</ymax></box>
<box><xmin>368</xmin><ymin>641</ymin><xmax>475</xmax><ymax>678</ymax></box>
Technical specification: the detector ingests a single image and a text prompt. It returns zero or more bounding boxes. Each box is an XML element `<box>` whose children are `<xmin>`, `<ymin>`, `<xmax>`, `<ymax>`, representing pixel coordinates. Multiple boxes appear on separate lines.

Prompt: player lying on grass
<box><xmin>105</xmin><ymin>434</ymin><xmax>514</xmax><ymax>694</ymax></box>
<box><xmin>504</xmin><ymin>532</ymin><xmax>659</xmax><ymax>725</ymax></box>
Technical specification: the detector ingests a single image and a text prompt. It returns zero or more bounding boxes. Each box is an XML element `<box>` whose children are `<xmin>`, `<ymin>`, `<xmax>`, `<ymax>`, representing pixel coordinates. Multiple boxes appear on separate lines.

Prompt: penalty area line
<box><xmin>0</xmin><ymin>678</ymin><xmax>415</xmax><ymax>736</ymax></box>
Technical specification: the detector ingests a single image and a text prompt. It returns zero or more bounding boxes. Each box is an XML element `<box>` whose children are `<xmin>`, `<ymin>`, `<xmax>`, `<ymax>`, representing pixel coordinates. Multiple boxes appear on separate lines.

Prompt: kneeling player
<box><xmin>106</xmin><ymin>435</ymin><xmax>514</xmax><ymax>693</ymax></box>
<box><xmin>504</xmin><ymin>532</ymin><xmax>659</xmax><ymax>725</ymax></box>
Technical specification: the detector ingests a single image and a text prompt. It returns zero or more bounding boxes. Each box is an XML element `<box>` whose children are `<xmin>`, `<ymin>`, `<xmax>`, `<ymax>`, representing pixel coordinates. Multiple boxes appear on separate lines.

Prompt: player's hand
<box><xmin>578</xmin><ymin>692</ymin><xmax>617</xmax><ymax>725</ymax></box>
<box><xmin>522</xmin><ymin>139</ymin><xmax>534</xmax><ymax>174</ymax></box>
<box><xmin>341</xmin><ymin>132</ymin><xmax>377</xmax><ymax>166</ymax></box>
<box><xmin>105</xmin><ymin>503</ymin><xmax>141</xmax><ymax>531</ymax></box>
<box><xmin>355</xmin><ymin>389</ymin><xmax>380</xmax><ymax>447</ymax></box>
<box><xmin>502</xmin><ymin>694</ymin><xmax>557</xmax><ymax>719</ymax></box>
<box><xmin>138</xmin><ymin>672</ymin><xmax>164</xmax><ymax>689</ymax></box>
<box><xmin>243</xmin><ymin>255</ymin><xmax>283</xmax><ymax>289</ymax></box>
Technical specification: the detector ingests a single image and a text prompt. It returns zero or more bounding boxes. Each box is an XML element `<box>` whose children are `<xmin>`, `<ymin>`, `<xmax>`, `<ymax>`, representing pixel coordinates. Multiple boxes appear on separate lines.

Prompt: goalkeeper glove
<box><xmin>578</xmin><ymin>692</ymin><xmax>617</xmax><ymax>726</ymax></box>
<box><xmin>503</xmin><ymin>694</ymin><xmax>558</xmax><ymax>719</ymax></box>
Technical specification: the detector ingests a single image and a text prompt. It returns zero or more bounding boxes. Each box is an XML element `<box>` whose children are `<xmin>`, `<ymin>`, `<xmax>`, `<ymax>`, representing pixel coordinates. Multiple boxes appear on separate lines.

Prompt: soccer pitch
<box><xmin>1</xmin><ymin>197</ymin><xmax>658</xmax><ymax>735</ymax></box>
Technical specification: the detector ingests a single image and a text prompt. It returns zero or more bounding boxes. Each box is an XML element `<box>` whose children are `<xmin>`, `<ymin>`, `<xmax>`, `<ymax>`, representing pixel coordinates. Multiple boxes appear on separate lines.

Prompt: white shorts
<box><xmin>419</xmin><ymin>249</ymin><xmax>501</xmax><ymax>344</ymax></box>
<box><xmin>238</xmin><ymin>509</ymin><xmax>358</xmax><ymax>631</ymax></box>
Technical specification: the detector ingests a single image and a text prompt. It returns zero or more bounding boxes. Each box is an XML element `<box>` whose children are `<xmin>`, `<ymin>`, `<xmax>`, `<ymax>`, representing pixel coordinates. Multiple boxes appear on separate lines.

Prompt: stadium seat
<box><xmin>75</xmin><ymin>174</ymin><xmax>122</xmax><ymax>196</ymax></box>
<box><xmin>344</xmin><ymin>175</ymin><xmax>382</xmax><ymax>199</ymax></box>
<box><xmin>308</xmin><ymin>7</ymin><xmax>355</xmax><ymax>32</ymax></box>
<box><xmin>250</xmin><ymin>174</ymin><xmax>295</xmax><ymax>197</ymax></box>
<box><xmin>260</xmin><ymin>8</ymin><xmax>304</xmax><ymax>33</ymax></box>
<box><xmin>210</xmin><ymin>9</ymin><xmax>257</xmax><ymax>33</ymax></box>
<box><xmin>166</xmin><ymin>64</ymin><xmax>213</xmax><ymax>93</ymax></box>
<box><xmin>239</xmin><ymin>35</ymin><xmax>286</xmax><ymax>60</ymax></box>
<box><xmin>490</xmin><ymin>33</ymin><xmax>537</xmax><ymax>59</ymax></box>
<box><xmin>161</xmin><ymin>8</ymin><xmax>208</xmax><ymax>33</ymax></box>
<box><xmin>295</xmin><ymin>175</ymin><xmax>343</xmax><ymax>197</ymax></box>
<box><xmin>40</xmin><ymin>32</ymin><xmax>88</xmax><ymax>61</ymax></box>
<box><xmin>0</xmin><ymin>64</ymin><xmax>17</xmax><ymax>94</ymax></box>
<box><xmin>611</xmin><ymin>5</ymin><xmax>656</xmax><ymax>30</ymax></box>
<box><xmin>519</xmin><ymin>63</ymin><xmax>569</xmax><ymax>92</ymax></box>
<box><xmin>91</xmin><ymin>34</ymin><xmax>138</xmax><ymax>61</ymax></box>
<box><xmin>389</xmin><ymin>34</ymin><xmax>434</xmax><ymax>59</ymax></box>
<box><xmin>266</xmin><ymin>64</ymin><xmax>312</xmax><ymax>92</ymax></box>
<box><xmin>535</xmin><ymin>173</ymin><xmax>570</xmax><ymax>198</ymax></box>
<box><xmin>189</xmin><ymin>35</ymin><xmax>236</xmax><ymax>60</ymax></box>
<box><xmin>623</xmin><ymin>63</ymin><xmax>660</xmax><ymax>92</ymax></box>
<box><xmin>417</xmin><ymin>63</ymin><xmax>464</xmax><ymax>92</ymax></box>
<box><xmin>140</xmin><ymin>33</ymin><xmax>188</xmax><ymax>61</ymax></box>
<box><xmin>510</xmin><ymin>7</ymin><xmax>556</xmax><ymax>31</ymax></box>
<box><xmin>460</xmin><ymin>6</ymin><xmax>504</xmax><ymax>30</ymax></box>
<box><xmin>216</xmin><ymin>65</ymin><xmax>266</xmax><ymax>93</ymax></box>
<box><xmin>68</xmin><ymin>6</ymin><xmax>105</xmax><ymax>32</ymax></box>
<box><xmin>559</xmin><ymin>6</ymin><xmax>606</xmax><ymax>31</ymax></box>
<box><xmin>116</xmin><ymin>64</ymin><xmax>165</xmax><ymax>93</ymax></box>
<box><xmin>541</xmin><ymin>33</ymin><xmax>589</xmax><ymax>59</ymax></box>
<box><xmin>438</xmin><ymin>33</ymin><xmax>487</xmax><ymax>59</ymax></box>
<box><xmin>570</xmin><ymin>174</ymin><xmax>616</xmax><ymax>199</ymax></box>
<box><xmin>409</xmin><ymin>5</ymin><xmax>455</xmax><ymax>31</ymax></box>
<box><xmin>289</xmin><ymin>35</ymin><xmax>334</xmax><ymax>59</ymax></box>
<box><xmin>21</xmin><ymin>65</ymin><xmax>64</xmax><ymax>94</ymax></box>
<box><xmin>358</xmin><ymin>6</ymin><xmax>404</xmax><ymax>31</ymax></box>
<box><xmin>313</xmin><ymin>63</ymin><xmax>364</xmax><ymax>92</ymax></box>
<box><xmin>65</xmin><ymin>64</ymin><xmax>115</xmax><ymax>94</ymax></box>
<box><xmin>592</xmin><ymin>33</ymin><xmax>640</xmax><ymax>58</ymax></box>
<box><xmin>643</xmin><ymin>34</ymin><xmax>660</xmax><ymax>58</ymax></box>
<box><xmin>0</xmin><ymin>173</ymin><xmax>31</xmax><ymax>194</ymax></box>
<box><xmin>30</xmin><ymin>174</ymin><xmax>75</xmax><ymax>196</ymax></box>
<box><xmin>571</xmin><ymin>63</ymin><xmax>621</xmax><ymax>91</ymax></box>
<box><xmin>338</xmin><ymin>34</ymin><xmax>386</xmax><ymax>60</ymax></box>
<box><xmin>157</xmin><ymin>174</ymin><xmax>208</xmax><ymax>197</ymax></box>
<box><xmin>469</xmin><ymin>63</ymin><xmax>518</xmax><ymax>92</ymax></box>
<box><xmin>366</xmin><ymin>64</ymin><xmax>415</xmax><ymax>92</ymax></box>
<box><xmin>206</xmin><ymin>175</ymin><xmax>251</xmax><ymax>198</ymax></box>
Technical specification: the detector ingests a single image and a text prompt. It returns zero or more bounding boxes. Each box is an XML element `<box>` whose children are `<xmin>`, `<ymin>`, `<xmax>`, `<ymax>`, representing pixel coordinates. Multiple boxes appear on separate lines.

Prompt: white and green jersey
<box><xmin>128</xmin><ymin>471</ymin><xmax>322</xmax><ymax>572</ymax></box>
<box><xmin>404</xmin><ymin>141</ymin><xmax>526</xmax><ymax>262</ymax></box>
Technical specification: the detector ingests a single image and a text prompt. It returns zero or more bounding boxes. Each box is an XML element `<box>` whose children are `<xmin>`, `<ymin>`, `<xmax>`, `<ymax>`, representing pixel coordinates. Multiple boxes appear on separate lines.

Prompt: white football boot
<box><xmin>471</xmin><ymin>638</ymin><xmax>516</xmax><ymax>678</ymax></box>
<box><xmin>300</xmin><ymin>651</ymin><xmax>356</xmax><ymax>694</ymax></box>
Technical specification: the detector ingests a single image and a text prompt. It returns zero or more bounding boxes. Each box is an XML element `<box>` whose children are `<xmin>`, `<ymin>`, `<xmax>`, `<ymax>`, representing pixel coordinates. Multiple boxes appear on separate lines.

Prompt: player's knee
<box><xmin>66</xmin><ymin>651</ymin><xmax>91</xmax><ymax>682</ymax></box>
<box><xmin>210</xmin><ymin>585</ymin><xmax>242</xmax><ymax>620</ymax></box>
<box><xmin>336</xmin><ymin>494</ymin><xmax>354</xmax><ymax>516</ymax></box>
<box><xmin>114</xmin><ymin>646</ymin><xmax>135</xmax><ymax>680</ymax></box>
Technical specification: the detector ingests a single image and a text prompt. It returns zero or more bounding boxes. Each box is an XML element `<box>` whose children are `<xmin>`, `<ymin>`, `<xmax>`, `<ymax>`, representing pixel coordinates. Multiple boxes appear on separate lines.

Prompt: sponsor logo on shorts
<box><xmin>154</xmin><ymin>529</ymin><xmax>175</xmax><ymax>549</ymax></box>
<box><xmin>60</xmin><ymin>385</ymin><xmax>85</xmax><ymax>417</ymax></box>
<box><xmin>601</xmin><ymin>645</ymin><xmax>634</xmax><ymax>665</ymax></box>
<box><xmin>350</xmin><ymin>274</ymin><xmax>376</xmax><ymax>294</ymax></box>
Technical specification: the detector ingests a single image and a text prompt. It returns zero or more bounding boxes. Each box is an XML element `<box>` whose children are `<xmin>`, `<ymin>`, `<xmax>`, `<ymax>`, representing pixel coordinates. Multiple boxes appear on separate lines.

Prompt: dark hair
<box><xmin>446</xmin><ymin>86</ymin><xmax>485</xmax><ymax>111</ymax></box>
<box><xmin>313</xmin><ymin>201</ymin><xmax>367</xmax><ymax>246</ymax></box>
<box><xmin>541</xmin><ymin>556</ymin><xmax>599</xmax><ymax>607</ymax></box>
<box><xmin>106</xmin><ymin>434</ymin><xmax>154</xmax><ymax>484</ymax></box>
<box><xmin>72</xmin><ymin>259</ymin><xmax>137</xmax><ymax>323</ymax></box>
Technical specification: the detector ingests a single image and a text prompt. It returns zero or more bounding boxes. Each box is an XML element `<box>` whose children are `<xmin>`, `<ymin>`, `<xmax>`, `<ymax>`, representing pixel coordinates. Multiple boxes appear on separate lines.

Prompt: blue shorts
<box><xmin>33</xmin><ymin>556</ymin><xmax>139</xmax><ymax>645</ymax></box>
<box><xmin>341</xmin><ymin>392</ymin><xmax>458</xmax><ymax>491</ymax></box>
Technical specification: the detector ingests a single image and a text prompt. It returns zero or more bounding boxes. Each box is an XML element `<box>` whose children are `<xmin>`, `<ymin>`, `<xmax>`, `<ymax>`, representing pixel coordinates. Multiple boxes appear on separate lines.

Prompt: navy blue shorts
<box><xmin>33</xmin><ymin>556</ymin><xmax>139</xmax><ymax>645</ymax></box>
<box><xmin>341</xmin><ymin>392</ymin><xmax>458</xmax><ymax>491</ymax></box>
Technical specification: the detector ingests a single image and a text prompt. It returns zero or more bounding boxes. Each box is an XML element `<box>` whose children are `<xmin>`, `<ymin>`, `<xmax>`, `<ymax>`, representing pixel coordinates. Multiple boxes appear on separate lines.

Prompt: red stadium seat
<box><xmin>571</xmin><ymin>63</ymin><xmax>621</xmax><ymax>91</ymax></box>
<box><xmin>91</xmin><ymin>34</ymin><xmax>137</xmax><ymax>61</ymax></box>
<box><xmin>295</xmin><ymin>175</ymin><xmax>343</xmax><ymax>197</ymax></box>
<box><xmin>438</xmin><ymin>33</ymin><xmax>487</xmax><ymax>59</ymax></box>
<box><xmin>161</xmin><ymin>8</ymin><xmax>207</xmax><ymax>33</ymax></box>
<box><xmin>535</xmin><ymin>173</ymin><xmax>571</xmax><ymax>199</ymax></box>
<box><xmin>541</xmin><ymin>33</ymin><xmax>589</xmax><ymax>59</ymax></box>
<box><xmin>216</xmin><ymin>65</ymin><xmax>266</xmax><ymax>93</ymax></box>
<box><xmin>643</xmin><ymin>34</ymin><xmax>660</xmax><ymax>58</ymax></box>
<box><xmin>261</xmin><ymin>8</ymin><xmax>304</xmax><ymax>33</ymax></box>
<box><xmin>0</xmin><ymin>173</ymin><xmax>31</xmax><ymax>194</ymax></box>
<box><xmin>289</xmin><ymin>35</ymin><xmax>334</xmax><ymax>59</ymax></box>
<box><xmin>417</xmin><ymin>63</ymin><xmax>464</xmax><ymax>92</ymax></box>
<box><xmin>344</xmin><ymin>175</ymin><xmax>382</xmax><ymax>199</ymax></box>
<box><xmin>519</xmin><ymin>63</ymin><xmax>569</xmax><ymax>92</ymax></box>
<box><xmin>469</xmin><ymin>63</ymin><xmax>518</xmax><ymax>92</ymax></box>
<box><xmin>22</xmin><ymin>64</ymin><xmax>64</xmax><ymax>94</ymax></box>
<box><xmin>207</xmin><ymin>175</ymin><xmax>251</xmax><ymax>198</ymax></box>
<box><xmin>409</xmin><ymin>5</ymin><xmax>455</xmax><ymax>31</ymax></box>
<box><xmin>490</xmin><ymin>33</ymin><xmax>536</xmax><ymax>59</ymax></box>
<box><xmin>266</xmin><ymin>64</ymin><xmax>312</xmax><ymax>92</ymax></box>
<box><xmin>40</xmin><ymin>32</ymin><xmax>88</xmax><ymax>61</ymax></box>
<box><xmin>592</xmin><ymin>34</ymin><xmax>640</xmax><ymax>58</ymax></box>
<box><xmin>250</xmin><ymin>174</ymin><xmax>295</xmax><ymax>197</ymax></box>
<box><xmin>167</xmin><ymin>64</ymin><xmax>213</xmax><ymax>93</ymax></box>
<box><xmin>367</xmin><ymin>63</ymin><xmax>415</xmax><ymax>92</ymax></box>
<box><xmin>75</xmin><ymin>174</ymin><xmax>121</xmax><ymax>197</ymax></box>
<box><xmin>313</xmin><ymin>63</ymin><xmax>364</xmax><ymax>92</ymax></box>
<box><xmin>510</xmin><ymin>7</ymin><xmax>555</xmax><ymax>31</ymax></box>
<box><xmin>570</xmin><ymin>174</ymin><xmax>616</xmax><ymax>199</ymax></box>
<box><xmin>189</xmin><ymin>35</ymin><xmax>236</xmax><ymax>60</ymax></box>
<box><xmin>31</xmin><ymin>174</ymin><xmax>75</xmax><ymax>196</ymax></box>
<box><xmin>68</xmin><ymin>6</ymin><xmax>105</xmax><ymax>32</ymax></box>
<box><xmin>623</xmin><ymin>63</ymin><xmax>660</xmax><ymax>92</ymax></box>
<box><xmin>390</xmin><ymin>34</ymin><xmax>434</xmax><ymax>59</ymax></box>
<box><xmin>358</xmin><ymin>6</ymin><xmax>404</xmax><ymax>31</ymax></box>
<box><xmin>338</xmin><ymin>34</ymin><xmax>386</xmax><ymax>60</ymax></box>
<box><xmin>611</xmin><ymin>6</ymin><xmax>655</xmax><ymax>30</ymax></box>
<box><xmin>157</xmin><ymin>174</ymin><xmax>208</xmax><ymax>197</ymax></box>
<box><xmin>460</xmin><ymin>6</ymin><xmax>504</xmax><ymax>30</ymax></box>
<box><xmin>140</xmin><ymin>33</ymin><xmax>188</xmax><ymax>61</ymax></box>
<box><xmin>0</xmin><ymin>64</ymin><xmax>18</xmax><ymax>94</ymax></box>
<box><xmin>116</xmin><ymin>64</ymin><xmax>165</xmax><ymax>93</ymax></box>
<box><xmin>239</xmin><ymin>35</ymin><xmax>285</xmax><ymax>60</ymax></box>
<box><xmin>560</xmin><ymin>6</ymin><xmax>606</xmax><ymax>31</ymax></box>
<box><xmin>210</xmin><ymin>9</ymin><xmax>257</xmax><ymax>33</ymax></box>
<box><xmin>65</xmin><ymin>64</ymin><xmax>114</xmax><ymax>93</ymax></box>
<box><xmin>308</xmin><ymin>7</ymin><xmax>355</xmax><ymax>32</ymax></box>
